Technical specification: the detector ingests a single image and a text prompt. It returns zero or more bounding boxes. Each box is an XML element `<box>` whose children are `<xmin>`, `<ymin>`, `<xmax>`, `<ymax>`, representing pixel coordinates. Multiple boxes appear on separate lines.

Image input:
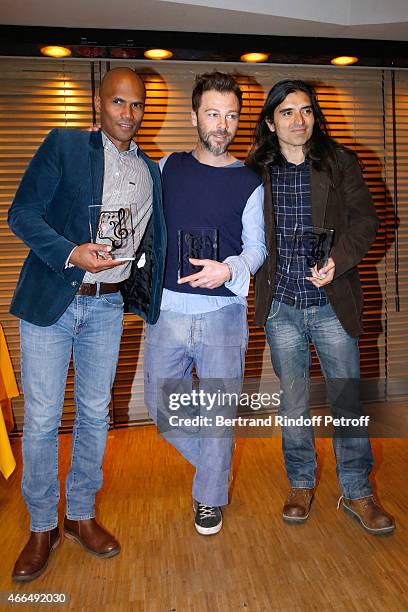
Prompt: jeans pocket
<box><xmin>100</xmin><ymin>291</ymin><xmax>124</xmax><ymax>308</ymax></box>
<box><xmin>267</xmin><ymin>300</ymin><xmax>281</xmax><ymax>321</ymax></box>
<box><xmin>204</xmin><ymin>304</ymin><xmax>248</xmax><ymax>347</ymax></box>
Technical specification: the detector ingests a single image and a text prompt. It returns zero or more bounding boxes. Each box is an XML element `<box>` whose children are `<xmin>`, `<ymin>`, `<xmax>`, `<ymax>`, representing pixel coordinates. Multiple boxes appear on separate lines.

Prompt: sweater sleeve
<box><xmin>223</xmin><ymin>183</ymin><xmax>267</xmax><ymax>297</ymax></box>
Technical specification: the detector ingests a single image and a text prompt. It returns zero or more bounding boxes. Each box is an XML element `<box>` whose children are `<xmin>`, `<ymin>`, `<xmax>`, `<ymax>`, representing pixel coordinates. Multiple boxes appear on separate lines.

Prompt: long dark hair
<box><xmin>246</xmin><ymin>79</ymin><xmax>344</xmax><ymax>180</ymax></box>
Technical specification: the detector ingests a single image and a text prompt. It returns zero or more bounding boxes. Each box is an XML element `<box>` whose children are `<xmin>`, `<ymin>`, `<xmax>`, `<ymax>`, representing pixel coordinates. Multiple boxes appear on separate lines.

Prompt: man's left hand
<box><xmin>306</xmin><ymin>257</ymin><xmax>335</xmax><ymax>287</ymax></box>
<box><xmin>178</xmin><ymin>258</ymin><xmax>230</xmax><ymax>289</ymax></box>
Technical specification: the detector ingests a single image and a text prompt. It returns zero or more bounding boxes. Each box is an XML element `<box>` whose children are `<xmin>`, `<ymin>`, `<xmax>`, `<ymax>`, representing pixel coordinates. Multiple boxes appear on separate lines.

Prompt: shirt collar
<box><xmin>101</xmin><ymin>131</ymin><xmax>138</xmax><ymax>155</ymax></box>
<box><xmin>284</xmin><ymin>157</ymin><xmax>309</xmax><ymax>170</ymax></box>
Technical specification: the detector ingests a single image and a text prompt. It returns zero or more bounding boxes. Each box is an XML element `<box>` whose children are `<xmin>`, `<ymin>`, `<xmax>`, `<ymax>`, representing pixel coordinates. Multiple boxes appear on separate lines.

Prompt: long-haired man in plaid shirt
<box><xmin>247</xmin><ymin>79</ymin><xmax>395</xmax><ymax>536</ymax></box>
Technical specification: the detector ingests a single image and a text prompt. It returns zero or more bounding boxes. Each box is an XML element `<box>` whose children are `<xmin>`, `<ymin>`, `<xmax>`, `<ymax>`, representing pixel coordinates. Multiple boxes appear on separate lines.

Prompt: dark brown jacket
<box><xmin>253</xmin><ymin>148</ymin><xmax>379</xmax><ymax>337</ymax></box>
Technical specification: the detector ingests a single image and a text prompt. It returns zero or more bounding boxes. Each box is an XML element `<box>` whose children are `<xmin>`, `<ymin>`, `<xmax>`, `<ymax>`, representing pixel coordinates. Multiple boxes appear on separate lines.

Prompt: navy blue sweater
<box><xmin>162</xmin><ymin>152</ymin><xmax>261</xmax><ymax>297</ymax></box>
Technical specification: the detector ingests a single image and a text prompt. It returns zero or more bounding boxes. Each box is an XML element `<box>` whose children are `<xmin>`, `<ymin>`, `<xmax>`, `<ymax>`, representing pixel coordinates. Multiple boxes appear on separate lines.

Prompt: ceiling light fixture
<box><xmin>331</xmin><ymin>56</ymin><xmax>358</xmax><ymax>66</ymax></box>
<box><xmin>240</xmin><ymin>52</ymin><xmax>269</xmax><ymax>63</ymax></box>
<box><xmin>40</xmin><ymin>46</ymin><xmax>72</xmax><ymax>58</ymax></box>
<box><xmin>144</xmin><ymin>49</ymin><xmax>173</xmax><ymax>60</ymax></box>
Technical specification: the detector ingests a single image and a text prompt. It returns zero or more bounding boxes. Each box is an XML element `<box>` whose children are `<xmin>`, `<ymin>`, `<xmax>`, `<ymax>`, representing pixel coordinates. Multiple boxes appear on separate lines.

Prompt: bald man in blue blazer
<box><xmin>8</xmin><ymin>67</ymin><xmax>166</xmax><ymax>582</ymax></box>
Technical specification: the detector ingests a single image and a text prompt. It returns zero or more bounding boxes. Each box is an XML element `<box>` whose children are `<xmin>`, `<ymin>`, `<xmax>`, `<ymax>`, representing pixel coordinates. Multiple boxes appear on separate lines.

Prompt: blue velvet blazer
<box><xmin>8</xmin><ymin>129</ymin><xmax>166</xmax><ymax>326</ymax></box>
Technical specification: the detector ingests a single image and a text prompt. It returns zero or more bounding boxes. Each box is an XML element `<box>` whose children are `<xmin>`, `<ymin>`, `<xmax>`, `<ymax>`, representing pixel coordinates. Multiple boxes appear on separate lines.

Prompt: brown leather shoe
<box><xmin>283</xmin><ymin>488</ymin><xmax>314</xmax><ymax>523</ymax></box>
<box><xmin>339</xmin><ymin>495</ymin><xmax>396</xmax><ymax>535</ymax></box>
<box><xmin>12</xmin><ymin>527</ymin><xmax>60</xmax><ymax>582</ymax></box>
<box><xmin>64</xmin><ymin>518</ymin><xmax>120</xmax><ymax>557</ymax></box>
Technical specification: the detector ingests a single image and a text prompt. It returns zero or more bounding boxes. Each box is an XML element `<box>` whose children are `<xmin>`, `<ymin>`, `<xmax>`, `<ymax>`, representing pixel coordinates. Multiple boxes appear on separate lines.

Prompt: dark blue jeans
<box><xmin>265</xmin><ymin>300</ymin><xmax>373</xmax><ymax>500</ymax></box>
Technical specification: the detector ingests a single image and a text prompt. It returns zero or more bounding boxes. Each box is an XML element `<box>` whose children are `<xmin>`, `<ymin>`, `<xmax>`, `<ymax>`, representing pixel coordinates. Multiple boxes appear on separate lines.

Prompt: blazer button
<box><xmin>71</xmin><ymin>281</ymin><xmax>78</xmax><ymax>287</ymax></box>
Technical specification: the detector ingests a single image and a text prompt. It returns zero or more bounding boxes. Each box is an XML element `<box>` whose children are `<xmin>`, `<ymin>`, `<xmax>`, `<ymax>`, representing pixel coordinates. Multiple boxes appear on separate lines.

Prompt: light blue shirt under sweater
<box><xmin>159</xmin><ymin>153</ymin><xmax>266</xmax><ymax>314</ymax></box>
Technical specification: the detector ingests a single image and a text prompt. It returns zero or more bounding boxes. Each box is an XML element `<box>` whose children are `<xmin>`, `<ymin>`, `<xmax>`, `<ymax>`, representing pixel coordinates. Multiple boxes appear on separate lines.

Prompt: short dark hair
<box><xmin>192</xmin><ymin>71</ymin><xmax>243</xmax><ymax>112</ymax></box>
<box><xmin>246</xmin><ymin>79</ymin><xmax>346</xmax><ymax>179</ymax></box>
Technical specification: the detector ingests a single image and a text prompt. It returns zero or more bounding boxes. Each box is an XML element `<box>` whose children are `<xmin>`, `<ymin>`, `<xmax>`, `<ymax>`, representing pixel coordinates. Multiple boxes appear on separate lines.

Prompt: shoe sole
<box><xmin>12</xmin><ymin>536</ymin><xmax>61</xmax><ymax>583</ymax></box>
<box><xmin>342</xmin><ymin>504</ymin><xmax>395</xmax><ymax>536</ymax></box>
<box><xmin>192</xmin><ymin>502</ymin><xmax>223</xmax><ymax>536</ymax></box>
<box><xmin>282</xmin><ymin>512</ymin><xmax>309</xmax><ymax>524</ymax></box>
<box><xmin>194</xmin><ymin>520</ymin><xmax>223</xmax><ymax>536</ymax></box>
<box><xmin>283</xmin><ymin>495</ymin><xmax>313</xmax><ymax>524</ymax></box>
<box><xmin>64</xmin><ymin>529</ymin><xmax>120</xmax><ymax>558</ymax></box>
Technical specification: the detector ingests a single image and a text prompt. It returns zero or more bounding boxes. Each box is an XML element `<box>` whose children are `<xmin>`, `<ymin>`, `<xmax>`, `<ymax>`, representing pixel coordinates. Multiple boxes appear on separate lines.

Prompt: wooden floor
<box><xmin>0</xmin><ymin>427</ymin><xmax>407</xmax><ymax>612</ymax></box>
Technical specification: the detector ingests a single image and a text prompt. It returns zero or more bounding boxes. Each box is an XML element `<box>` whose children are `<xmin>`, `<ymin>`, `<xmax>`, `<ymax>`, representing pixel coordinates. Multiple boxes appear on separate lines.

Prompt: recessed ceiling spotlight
<box><xmin>331</xmin><ymin>56</ymin><xmax>358</xmax><ymax>66</ymax></box>
<box><xmin>144</xmin><ymin>49</ymin><xmax>173</xmax><ymax>60</ymax></box>
<box><xmin>40</xmin><ymin>46</ymin><xmax>72</xmax><ymax>58</ymax></box>
<box><xmin>240</xmin><ymin>52</ymin><xmax>269</xmax><ymax>63</ymax></box>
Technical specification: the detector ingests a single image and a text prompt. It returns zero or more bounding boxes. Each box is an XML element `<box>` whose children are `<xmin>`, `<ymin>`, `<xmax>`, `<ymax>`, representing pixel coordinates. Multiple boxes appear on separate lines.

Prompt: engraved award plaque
<box><xmin>288</xmin><ymin>224</ymin><xmax>334</xmax><ymax>273</ymax></box>
<box><xmin>88</xmin><ymin>204</ymin><xmax>135</xmax><ymax>261</ymax></box>
<box><xmin>178</xmin><ymin>228</ymin><xmax>219</xmax><ymax>277</ymax></box>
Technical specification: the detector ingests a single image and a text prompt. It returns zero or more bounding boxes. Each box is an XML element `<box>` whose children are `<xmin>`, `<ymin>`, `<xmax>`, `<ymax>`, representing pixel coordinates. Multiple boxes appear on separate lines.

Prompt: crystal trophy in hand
<box><xmin>88</xmin><ymin>204</ymin><xmax>135</xmax><ymax>261</ymax></box>
<box><xmin>287</xmin><ymin>223</ymin><xmax>334</xmax><ymax>274</ymax></box>
<box><xmin>177</xmin><ymin>228</ymin><xmax>219</xmax><ymax>277</ymax></box>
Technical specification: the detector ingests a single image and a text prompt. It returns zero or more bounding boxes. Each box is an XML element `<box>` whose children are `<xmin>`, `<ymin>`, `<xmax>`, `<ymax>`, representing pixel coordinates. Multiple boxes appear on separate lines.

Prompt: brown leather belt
<box><xmin>77</xmin><ymin>283</ymin><xmax>121</xmax><ymax>296</ymax></box>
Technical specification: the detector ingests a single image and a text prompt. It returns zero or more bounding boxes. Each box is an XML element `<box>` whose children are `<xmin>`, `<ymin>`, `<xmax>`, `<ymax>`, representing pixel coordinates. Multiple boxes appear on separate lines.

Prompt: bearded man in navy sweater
<box><xmin>144</xmin><ymin>72</ymin><xmax>266</xmax><ymax>535</ymax></box>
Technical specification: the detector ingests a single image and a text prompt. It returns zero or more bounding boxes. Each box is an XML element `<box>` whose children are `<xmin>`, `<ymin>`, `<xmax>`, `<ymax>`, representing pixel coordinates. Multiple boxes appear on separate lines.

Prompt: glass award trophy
<box><xmin>88</xmin><ymin>204</ymin><xmax>135</xmax><ymax>261</ymax></box>
<box><xmin>178</xmin><ymin>228</ymin><xmax>219</xmax><ymax>277</ymax></box>
<box><xmin>287</xmin><ymin>224</ymin><xmax>334</xmax><ymax>273</ymax></box>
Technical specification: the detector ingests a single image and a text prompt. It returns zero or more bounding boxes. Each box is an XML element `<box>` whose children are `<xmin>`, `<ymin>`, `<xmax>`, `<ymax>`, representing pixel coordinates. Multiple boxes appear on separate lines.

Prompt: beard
<box><xmin>197</xmin><ymin>122</ymin><xmax>235</xmax><ymax>156</ymax></box>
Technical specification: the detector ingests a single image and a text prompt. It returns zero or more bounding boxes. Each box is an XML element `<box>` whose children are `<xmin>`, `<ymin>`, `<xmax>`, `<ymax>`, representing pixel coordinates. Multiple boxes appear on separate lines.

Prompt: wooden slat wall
<box><xmin>114</xmin><ymin>63</ymin><xmax>389</xmax><ymax>422</ymax></box>
<box><xmin>0</xmin><ymin>59</ymin><xmax>100</xmax><ymax>429</ymax></box>
<box><xmin>238</xmin><ymin>68</ymin><xmax>387</xmax><ymax>387</ymax></box>
<box><xmin>0</xmin><ymin>58</ymin><xmax>404</xmax><ymax>430</ymax></box>
<box><xmin>384</xmin><ymin>70</ymin><xmax>408</xmax><ymax>397</ymax></box>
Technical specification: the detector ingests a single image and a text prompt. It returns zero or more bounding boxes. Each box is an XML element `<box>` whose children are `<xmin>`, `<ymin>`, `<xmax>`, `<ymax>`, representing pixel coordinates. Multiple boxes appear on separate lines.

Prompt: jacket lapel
<box><xmin>89</xmin><ymin>131</ymin><xmax>105</xmax><ymax>206</ymax></box>
<box><xmin>310</xmin><ymin>165</ymin><xmax>331</xmax><ymax>228</ymax></box>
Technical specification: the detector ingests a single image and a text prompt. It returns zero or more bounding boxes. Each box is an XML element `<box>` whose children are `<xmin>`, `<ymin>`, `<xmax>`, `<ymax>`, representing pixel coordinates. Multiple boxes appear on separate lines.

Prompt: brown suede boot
<box><xmin>283</xmin><ymin>488</ymin><xmax>314</xmax><ymax>523</ymax></box>
<box><xmin>339</xmin><ymin>495</ymin><xmax>395</xmax><ymax>535</ymax></box>
<box><xmin>12</xmin><ymin>527</ymin><xmax>60</xmax><ymax>582</ymax></box>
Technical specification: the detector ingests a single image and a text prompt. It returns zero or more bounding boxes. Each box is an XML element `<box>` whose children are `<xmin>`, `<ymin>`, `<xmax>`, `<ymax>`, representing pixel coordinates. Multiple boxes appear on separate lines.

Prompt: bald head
<box><xmin>95</xmin><ymin>68</ymin><xmax>146</xmax><ymax>152</ymax></box>
<box><xmin>99</xmin><ymin>67</ymin><xmax>146</xmax><ymax>99</ymax></box>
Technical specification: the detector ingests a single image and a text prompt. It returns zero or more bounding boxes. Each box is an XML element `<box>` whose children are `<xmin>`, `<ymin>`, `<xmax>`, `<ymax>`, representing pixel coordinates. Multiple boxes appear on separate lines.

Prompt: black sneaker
<box><xmin>193</xmin><ymin>500</ymin><xmax>223</xmax><ymax>535</ymax></box>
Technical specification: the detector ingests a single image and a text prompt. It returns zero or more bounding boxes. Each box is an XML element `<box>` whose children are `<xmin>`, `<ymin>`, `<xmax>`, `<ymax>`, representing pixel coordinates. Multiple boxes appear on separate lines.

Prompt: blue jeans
<box><xmin>144</xmin><ymin>304</ymin><xmax>248</xmax><ymax>507</ymax></box>
<box><xmin>20</xmin><ymin>292</ymin><xmax>123</xmax><ymax>532</ymax></box>
<box><xmin>265</xmin><ymin>300</ymin><xmax>373</xmax><ymax>500</ymax></box>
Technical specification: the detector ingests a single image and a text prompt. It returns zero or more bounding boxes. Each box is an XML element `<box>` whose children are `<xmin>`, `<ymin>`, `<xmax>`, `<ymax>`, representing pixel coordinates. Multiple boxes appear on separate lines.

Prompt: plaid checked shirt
<box><xmin>271</xmin><ymin>158</ymin><xmax>328</xmax><ymax>309</ymax></box>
